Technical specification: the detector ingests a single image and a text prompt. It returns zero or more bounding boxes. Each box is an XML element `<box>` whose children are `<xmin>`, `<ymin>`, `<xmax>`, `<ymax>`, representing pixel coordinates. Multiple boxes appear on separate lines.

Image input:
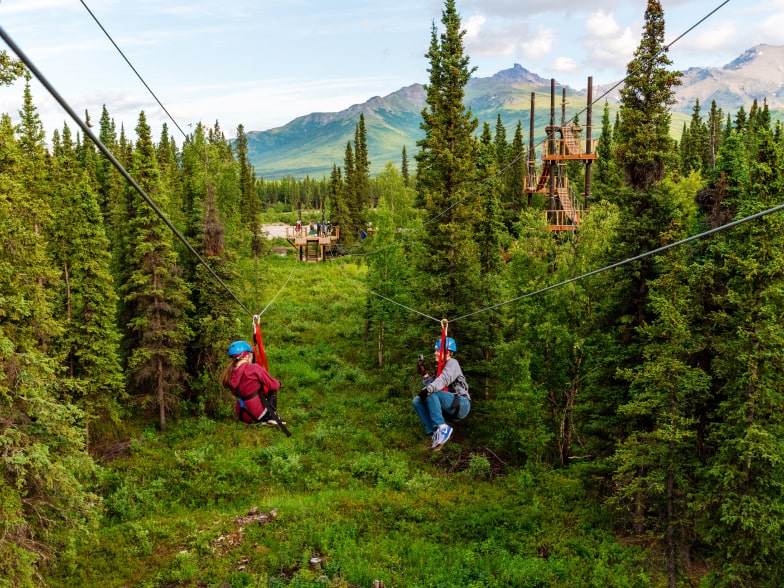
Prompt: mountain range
<box><xmin>246</xmin><ymin>44</ymin><xmax>784</xmax><ymax>180</ymax></box>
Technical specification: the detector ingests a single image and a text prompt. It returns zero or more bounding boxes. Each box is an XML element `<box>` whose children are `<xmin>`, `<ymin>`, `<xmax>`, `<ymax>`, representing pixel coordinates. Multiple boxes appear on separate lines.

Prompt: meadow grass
<box><xmin>48</xmin><ymin>255</ymin><xmax>653</xmax><ymax>587</ymax></box>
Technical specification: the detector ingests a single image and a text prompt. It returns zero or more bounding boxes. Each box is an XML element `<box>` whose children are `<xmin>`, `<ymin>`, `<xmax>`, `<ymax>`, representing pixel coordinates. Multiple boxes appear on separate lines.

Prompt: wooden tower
<box><xmin>525</xmin><ymin>77</ymin><xmax>598</xmax><ymax>231</ymax></box>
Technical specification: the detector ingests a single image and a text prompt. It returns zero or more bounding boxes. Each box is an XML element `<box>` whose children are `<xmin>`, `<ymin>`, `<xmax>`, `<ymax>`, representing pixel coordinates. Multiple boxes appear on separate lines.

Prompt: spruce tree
<box><xmin>48</xmin><ymin>123</ymin><xmax>124</xmax><ymax>440</ymax></box>
<box><xmin>474</xmin><ymin>122</ymin><xmax>506</xmax><ymax>399</ymax></box>
<box><xmin>364</xmin><ymin>163</ymin><xmax>418</xmax><ymax>369</ymax></box>
<box><xmin>342</xmin><ymin>139</ymin><xmax>358</xmax><ymax>244</ymax></box>
<box><xmin>414</xmin><ymin>0</ymin><xmax>482</xmax><ymax>345</ymax></box>
<box><xmin>180</xmin><ymin>124</ymin><xmax>239</xmax><ymax>415</ymax></box>
<box><xmin>328</xmin><ymin>164</ymin><xmax>348</xmax><ymax>238</ymax></box>
<box><xmin>587</xmin><ymin>0</ymin><xmax>694</xmax><ymax>508</ymax></box>
<box><xmin>503</xmin><ymin>120</ymin><xmax>526</xmax><ymax>230</ymax></box>
<box><xmin>680</xmin><ymin>99</ymin><xmax>708</xmax><ymax>175</ymax></box>
<box><xmin>705</xmin><ymin>100</ymin><xmax>724</xmax><ymax>171</ymax></box>
<box><xmin>354</xmin><ymin>113</ymin><xmax>371</xmax><ymax>211</ymax></box>
<box><xmin>615</xmin><ymin>0</ymin><xmax>681</xmax><ymax>192</ymax></box>
<box><xmin>121</xmin><ymin>112</ymin><xmax>192</xmax><ymax>430</ymax></box>
<box><xmin>235</xmin><ymin>124</ymin><xmax>263</xmax><ymax>256</ymax></box>
<box><xmin>593</xmin><ymin>102</ymin><xmax>622</xmax><ymax>199</ymax></box>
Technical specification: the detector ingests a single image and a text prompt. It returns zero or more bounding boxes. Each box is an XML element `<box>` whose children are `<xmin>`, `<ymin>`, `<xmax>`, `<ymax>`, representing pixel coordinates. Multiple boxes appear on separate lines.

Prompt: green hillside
<box><xmin>246</xmin><ymin>74</ymin><xmax>695</xmax><ymax>180</ymax></box>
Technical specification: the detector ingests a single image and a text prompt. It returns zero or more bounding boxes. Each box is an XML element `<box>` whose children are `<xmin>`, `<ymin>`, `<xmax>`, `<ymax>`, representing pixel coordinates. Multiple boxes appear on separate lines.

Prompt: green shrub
<box><xmin>467</xmin><ymin>453</ymin><xmax>492</xmax><ymax>480</ymax></box>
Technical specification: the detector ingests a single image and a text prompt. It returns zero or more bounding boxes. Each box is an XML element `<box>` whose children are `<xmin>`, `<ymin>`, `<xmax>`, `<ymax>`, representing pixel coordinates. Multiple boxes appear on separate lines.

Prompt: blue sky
<box><xmin>0</xmin><ymin>0</ymin><xmax>781</xmax><ymax>142</ymax></box>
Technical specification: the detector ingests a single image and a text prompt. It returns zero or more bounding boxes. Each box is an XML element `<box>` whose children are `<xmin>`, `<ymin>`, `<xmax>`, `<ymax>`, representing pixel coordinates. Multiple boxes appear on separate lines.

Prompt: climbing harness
<box><xmin>434</xmin><ymin>319</ymin><xmax>462</xmax><ymax>414</ymax></box>
<box><xmin>251</xmin><ymin>315</ymin><xmax>291</xmax><ymax>437</ymax></box>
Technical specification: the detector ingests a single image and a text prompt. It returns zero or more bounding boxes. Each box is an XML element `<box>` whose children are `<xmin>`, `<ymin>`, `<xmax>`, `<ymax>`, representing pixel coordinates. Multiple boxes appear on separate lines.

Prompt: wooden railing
<box><xmin>285</xmin><ymin>226</ymin><xmax>339</xmax><ymax>241</ymax></box>
<box><xmin>542</xmin><ymin>138</ymin><xmax>599</xmax><ymax>159</ymax></box>
<box><xmin>543</xmin><ymin>209</ymin><xmax>581</xmax><ymax>231</ymax></box>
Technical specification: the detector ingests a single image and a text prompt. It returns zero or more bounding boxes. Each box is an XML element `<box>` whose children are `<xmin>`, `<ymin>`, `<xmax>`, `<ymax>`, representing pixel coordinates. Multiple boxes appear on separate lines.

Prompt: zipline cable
<box><xmin>0</xmin><ymin>25</ymin><xmax>255</xmax><ymax>319</ymax></box>
<box><xmin>330</xmin><ymin>258</ymin><xmax>442</xmax><ymax>324</ymax></box>
<box><xmin>78</xmin><ymin>0</ymin><xmax>189</xmax><ymax>140</ymax></box>
<box><xmin>449</xmin><ymin>201</ymin><xmax>784</xmax><ymax>323</ymax></box>
<box><xmin>256</xmin><ymin>264</ymin><xmax>297</xmax><ymax>317</ymax></box>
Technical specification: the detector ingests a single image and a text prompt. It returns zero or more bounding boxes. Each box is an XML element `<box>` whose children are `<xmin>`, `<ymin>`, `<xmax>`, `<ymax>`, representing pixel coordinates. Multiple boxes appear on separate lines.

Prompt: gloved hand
<box><xmin>417</xmin><ymin>362</ymin><xmax>428</xmax><ymax>376</ymax></box>
<box><xmin>418</xmin><ymin>387</ymin><xmax>430</xmax><ymax>402</ymax></box>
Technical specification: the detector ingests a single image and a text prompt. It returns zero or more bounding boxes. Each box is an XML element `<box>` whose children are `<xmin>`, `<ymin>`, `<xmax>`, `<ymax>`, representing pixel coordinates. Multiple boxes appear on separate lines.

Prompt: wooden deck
<box><xmin>285</xmin><ymin>226</ymin><xmax>340</xmax><ymax>262</ymax></box>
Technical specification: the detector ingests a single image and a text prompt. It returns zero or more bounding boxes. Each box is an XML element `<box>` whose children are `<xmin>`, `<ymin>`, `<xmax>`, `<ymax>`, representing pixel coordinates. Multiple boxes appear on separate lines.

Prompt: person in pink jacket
<box><xmin>221</xmin><ymin>341</ymin><xmax>282</xmax><ymax>425</ymax></box>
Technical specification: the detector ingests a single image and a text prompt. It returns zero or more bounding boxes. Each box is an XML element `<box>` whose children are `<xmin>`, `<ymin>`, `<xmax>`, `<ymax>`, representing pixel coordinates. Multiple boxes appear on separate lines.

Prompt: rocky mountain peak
<box><xmin>491</xmin><ymin>63</ymin><xmax>550</xmax><ymax>86</ymax></box>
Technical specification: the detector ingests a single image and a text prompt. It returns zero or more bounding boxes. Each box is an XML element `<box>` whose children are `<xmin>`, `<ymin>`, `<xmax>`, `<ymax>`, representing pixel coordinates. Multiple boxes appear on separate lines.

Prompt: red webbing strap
<box><xmin>252</xmin><ymin>315</ymin><xmax>269</xmax><ymax>393</ymax></box>
<box><xmin>436</xmin><ymin>319</ymin><xmax>449</xmax><ymax>391</ymax></box>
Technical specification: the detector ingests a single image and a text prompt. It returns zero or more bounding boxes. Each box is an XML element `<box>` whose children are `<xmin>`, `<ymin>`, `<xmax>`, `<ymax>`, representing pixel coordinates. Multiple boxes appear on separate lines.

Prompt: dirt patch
<box><xmin>261</xmin><ymin>224</ymin><xmax>290</xmax><ymax>239</ymax></box>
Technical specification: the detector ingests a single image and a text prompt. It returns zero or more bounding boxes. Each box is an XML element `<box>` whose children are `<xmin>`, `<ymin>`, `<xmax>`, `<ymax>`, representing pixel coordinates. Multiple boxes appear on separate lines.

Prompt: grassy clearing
<box><xmin>48</xmin><ymin>256</ymin><xmax>653</xmax><ymax>587</ymax></box>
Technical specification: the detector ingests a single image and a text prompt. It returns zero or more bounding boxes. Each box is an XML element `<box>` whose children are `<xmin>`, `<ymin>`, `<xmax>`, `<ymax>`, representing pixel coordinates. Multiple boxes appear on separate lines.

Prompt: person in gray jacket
<box><xmin>413</xmin><ymin>337</ymin><xmax>471</xmax><ymax>451</ymax></box>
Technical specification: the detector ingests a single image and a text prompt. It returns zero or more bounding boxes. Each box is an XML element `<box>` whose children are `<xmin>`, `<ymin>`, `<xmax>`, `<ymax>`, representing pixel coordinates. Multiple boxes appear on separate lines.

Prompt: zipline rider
<box><xmin>221</xmin><ymin>341</ymin><xmax>282</xmax><ymax>425</ymax></box>
<box><xmin>413</xmin><ymin>336</ymin><xmax>471</xmax><ymax>451</ymax></box>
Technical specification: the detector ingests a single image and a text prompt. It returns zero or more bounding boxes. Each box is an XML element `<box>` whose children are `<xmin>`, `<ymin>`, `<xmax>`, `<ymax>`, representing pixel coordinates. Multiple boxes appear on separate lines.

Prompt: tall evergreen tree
<box><xmin>121</xmin><ymin>112</ymin><xmax>192</xmax><ymax>430</ymax></box>
<box><xmin>503</xmin><ymin>120</ymin><xmax>526</xmax><ymax>230</ymax></box>
<box><xmin>587</xmin><ymin>1</ymin><xmax>694</xmax><ymax>518</ymax></box>
<box><xmin>414</xmin><ymin>0</ymin><xmax>482</xmax><ymax>346</ymax></box>
<box><xmin>328</xmin><ymin>163</ymin><xmax>348</xmax><ymax>237</ymax></box>
<box><xmin>364</xmin><ymin>162</ymin><xmax>419</xmax><ymax>369</ymax></box>
<box><xmin>705</xmin><ymin>100</ymin><xmax>724</xmax><ymax>171</ymax></box>
<box><xmin>342</xmin><ymin>139</ymin><xmax>359</xmax><ymax>243</ymax></box>
<box><xmin>235</xmin><ymin>124</ymin><xmax>263</xmax><ymax>256</ymax></box>
<box><xmin>615</xmin><ymin>0</ymin><xmax>681</xmax><ymax>192</ymax></box>
<box><xmin>474</xmin><ymin>122</ymin><xmax>506</xmax><ymax>399</ymax></box>
<box><xmin>48</xmin><ymin>123</ymin><xmax>124</xmax><ymax>442</ymax></box>
<box><xmin>354</xmin><ymin>113</ymin><xmax>371</xmax><ymax>210</ymax></box>
<box><xmin>15</xmin><ymin>77</ymin><xmax>51</xmax><ymax>242</ymax></box>
<box><xmin>593</xmin><ymin>102</ymin><xmax>622</xmax><ymax>199</ymax></box>
<box><xmin>680</xmin><ymin>99</ymin><xmax>708</xmax><ymax>175</ymax></box>
<box><xmin>180</xmin><ymin>124</ymin><xmax>240</xmax><ymax>415</ymax></box>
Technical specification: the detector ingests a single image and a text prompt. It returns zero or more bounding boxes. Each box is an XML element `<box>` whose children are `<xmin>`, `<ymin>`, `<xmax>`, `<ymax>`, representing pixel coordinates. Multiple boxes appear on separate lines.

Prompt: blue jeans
<box><xmin>412</xmin><ymin>391</ymin><xmax>470</xmax><ymax>434</ymax></box>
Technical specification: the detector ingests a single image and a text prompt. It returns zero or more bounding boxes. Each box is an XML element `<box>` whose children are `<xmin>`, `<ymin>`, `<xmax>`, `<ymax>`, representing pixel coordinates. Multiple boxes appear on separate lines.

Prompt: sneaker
<box><xmin>431</xmin><ymin>424</ymin><xmax>453</xmax><ymax>451</ymax></box>
<box><xmin>261</xmin><ymin>416</ymin><xmax>286</xmax><ymax>426</ymax></box>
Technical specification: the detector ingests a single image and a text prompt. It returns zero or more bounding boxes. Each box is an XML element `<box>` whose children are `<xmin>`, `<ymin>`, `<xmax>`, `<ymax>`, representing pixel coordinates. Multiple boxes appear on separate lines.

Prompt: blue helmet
<box><xmin>435</xmin><ymin>337</ymin><xmax>457</xmax><ymax>353</ymax></box>
<box><xmin>228</xmin><ymin>341</ymin><xmax>253</xmax><ymax>358</ymax></box>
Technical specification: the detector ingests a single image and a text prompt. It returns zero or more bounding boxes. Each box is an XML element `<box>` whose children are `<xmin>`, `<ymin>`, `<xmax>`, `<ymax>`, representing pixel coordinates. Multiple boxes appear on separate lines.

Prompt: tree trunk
<box><xmin>377</xmin><ymin>322</ymin><xmax>384</xmax><ymax>368</ymax></box>
<box><xmin>665</xmin><ymin>465</ymin><xmax>676</xmax><ymax>588</ymax></box>
<box><xmin>158</xmin><ymin>355</ymin><xmax>166</xmax><ymax>431</ymax></box>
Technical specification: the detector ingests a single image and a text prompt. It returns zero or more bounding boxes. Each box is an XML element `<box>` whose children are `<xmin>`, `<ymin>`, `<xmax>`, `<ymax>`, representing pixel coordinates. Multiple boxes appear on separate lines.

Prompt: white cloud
<box><xmin>583</xmin><ymin>10</ymin><xmax>638</xmax><ymax>72</ymax></box>
<box><xmin>586</xmin><ymin>9</ymin><xmax>623</xmax><ymax>38</ymax></box>
<box><xmin>520</xmin><ymin>26</ymin><xmax>555</xmax><ymax>60</ymax></box>
<box><xmin>463</xmin><ymin>14</ymin><xmax>522</xmax><ymax>57</ymax></box>
<box><xmin>463</xmin><ymin>14</ymin><xmax>486</xmax><ymax>42</ymax></box>
<box><xmin>551</xmin><ymin>56</ymin><xmax>579</xmax><ymax>74</ymax></box>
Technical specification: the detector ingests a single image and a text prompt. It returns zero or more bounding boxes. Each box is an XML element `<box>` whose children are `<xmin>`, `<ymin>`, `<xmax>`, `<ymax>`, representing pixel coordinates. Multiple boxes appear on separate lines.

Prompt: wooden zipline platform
<box><xmin>285</xmin><ymin>225</ymin><xmax>340</xmax><ymax>262</ymax></box>
<box><xmin>524</xmin><ymin>77</ymin><xmax>599</xmax><ymax>232</ymax></box>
